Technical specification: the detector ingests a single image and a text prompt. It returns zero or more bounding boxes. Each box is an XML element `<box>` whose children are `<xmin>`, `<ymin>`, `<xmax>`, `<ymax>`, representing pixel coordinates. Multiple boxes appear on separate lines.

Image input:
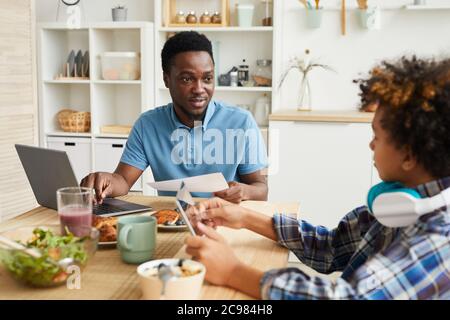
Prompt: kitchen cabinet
<box><xmin>47</xmin><ymin>136</ymin><xmax>91</xmax><ymax>183</ymax></box>
<box><xmin>94</xmin><ymin>138</ymin><xmax>142</xmax><ymax>191</ymax></box>
<box><xmin>268</xmin><ymin>111</ymin><xmax>378</xmax><ymax>229</ymax></box>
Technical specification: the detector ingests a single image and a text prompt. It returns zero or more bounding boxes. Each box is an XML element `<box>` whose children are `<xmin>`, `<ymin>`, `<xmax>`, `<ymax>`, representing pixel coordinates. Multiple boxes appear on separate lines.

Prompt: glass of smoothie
<box><xmin>57</xmin><ymin>187</ymin><xmax>93</xmax><ymax>237</ymax></box>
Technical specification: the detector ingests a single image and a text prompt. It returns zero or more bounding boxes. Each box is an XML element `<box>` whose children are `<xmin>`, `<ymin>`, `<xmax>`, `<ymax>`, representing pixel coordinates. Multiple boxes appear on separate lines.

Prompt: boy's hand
<box><xmin>185</xmin><ymin>222</ymin><xmax>241</xmax><ymax>286</ymax></box>
<box><xmin>186</xmin><ymin>197</ymin><xmax>247</xmax><ymax>233</ymax></box>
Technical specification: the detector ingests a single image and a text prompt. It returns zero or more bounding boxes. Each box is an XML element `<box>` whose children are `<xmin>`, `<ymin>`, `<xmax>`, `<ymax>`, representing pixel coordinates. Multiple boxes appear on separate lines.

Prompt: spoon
<box><xmin>158</xmin><ymin>263</ymin><xmax>174</xmax><ymax>298</ymax></box>
<box><xmin>0</xmin><ymin>235</ymin><xmax>74</xmax><ymax>270</ymax></box>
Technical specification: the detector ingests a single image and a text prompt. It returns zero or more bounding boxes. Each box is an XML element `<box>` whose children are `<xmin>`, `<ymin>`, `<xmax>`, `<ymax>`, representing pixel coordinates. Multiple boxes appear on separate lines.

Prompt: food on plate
<box><xmin>0</xmin><ymin>227</ymin><xmax>90</xmax><ymax>287</ymax></box>
<box><xmin>93</xmin><ymin>216</ymin><xmax>118</xmax><ymax>242</ymax></box>
<box><xmin>152</xmin><ymin>209</ymin><xmax>186</xmax><ymax>226</ymax></box>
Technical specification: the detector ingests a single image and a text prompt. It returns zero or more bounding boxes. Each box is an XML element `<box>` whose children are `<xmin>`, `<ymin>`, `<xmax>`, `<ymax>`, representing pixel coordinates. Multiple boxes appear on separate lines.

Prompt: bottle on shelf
<box><xmin>186</xmin><ymin>11</ymin><xmax>198</xmax><ymax>24</ymax></box>
<box><xmin>230</xmin><ymin>70</ymin><xmax>238</xmax><ymax>87</ymax></box>
<box><xmin>238</xmin><ymin>59</ymin><xmax>250</xmax><ymax>87</ymax></box>
<box><xmin>200</xmin><ymin>11</ymin><xmax>211</xmax><ymax>24</ymax></box>
<box><xmin>253</xmin><ymin>94</ymin><xmax>270</xmax><ymax>127</ymax></box>
<box><xmin>175</xmin><ymin>11</ymin><xmax>186</xmax><ymax>24</ymax></box>
<box><xmin>211</xmin><ymin>11</ymin><xmax>222</xmax><ymax>24</ymax></box>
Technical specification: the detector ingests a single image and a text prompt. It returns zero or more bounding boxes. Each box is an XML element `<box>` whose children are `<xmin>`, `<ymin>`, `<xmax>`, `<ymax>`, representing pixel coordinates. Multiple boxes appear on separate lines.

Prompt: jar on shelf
<box><xmin>261</xmin><ymin>0</ymin><xmax>273</xmax><ymax>26</ymax></box>
<box><xmin>200</xmin><ymin>11</ymin><xmax>211</xmax><ymax>24</ymax></box>
<box><xmin>253</xmin><ymin>59</ymin><xmax>272</xmax><ymax>87</ymax></box>
<box><xmin>230</xmin><ymin>70</ymin><xmax>238</xmax><ymax>87</ymax></box>
<box><xmin>211</xmin><ymin>11</ymin><xmax>222</xmax><ymax>24</ymax></box>
<box><xmin>253</xmin><ymin>94</ymin><xmax>270</xmax><ymax>127</ymax></box>
<box><xmin>175</xmin><ymin>11</ymin><xmax>186</xmax><ymax>24</ymax></box>
<box><xmin>186</xmin><ymin>11</ymin><xmax>197</xmax><ymax>24</ymax></box>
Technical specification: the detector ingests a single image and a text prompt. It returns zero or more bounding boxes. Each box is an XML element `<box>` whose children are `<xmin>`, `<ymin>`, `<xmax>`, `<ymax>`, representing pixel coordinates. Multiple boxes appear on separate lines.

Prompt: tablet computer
<box><xmin>175</xmin><ymin>182</ymin><xmax>197</xmax><ymax>236</ymax></box>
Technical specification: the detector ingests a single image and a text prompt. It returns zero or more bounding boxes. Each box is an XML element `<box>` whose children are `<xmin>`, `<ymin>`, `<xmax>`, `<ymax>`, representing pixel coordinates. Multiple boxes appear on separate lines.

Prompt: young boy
<box><xmin>185</xmin><ymin>56</ymin><xmax>450</xmax><ymax>299</ymax></box>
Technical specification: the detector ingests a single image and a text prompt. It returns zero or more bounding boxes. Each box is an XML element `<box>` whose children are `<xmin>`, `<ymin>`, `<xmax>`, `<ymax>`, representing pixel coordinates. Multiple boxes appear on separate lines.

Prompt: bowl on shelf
<box><xmin>0</xmin><ymin>224</ymin><xmax>99</xmax><ymax>287</ymax></box>
<box><xmin>101</xmin><ymin>52</ymin><xmax>140</xmax><ymax>80</ymax></box>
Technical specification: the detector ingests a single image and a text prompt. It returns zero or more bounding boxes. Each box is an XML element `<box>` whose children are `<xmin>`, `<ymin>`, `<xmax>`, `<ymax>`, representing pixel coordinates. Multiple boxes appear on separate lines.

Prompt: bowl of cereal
<box><xmin>137</xmin><ymin>258</ymin><xmax>205</xmax><ymax>300</ymax></box>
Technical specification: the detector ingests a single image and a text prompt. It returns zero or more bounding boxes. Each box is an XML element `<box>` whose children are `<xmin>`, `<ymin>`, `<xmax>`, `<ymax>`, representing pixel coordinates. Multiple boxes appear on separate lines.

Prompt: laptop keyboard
<box><xmin>93</xmin><ymin>203</ymin><xmax>125</xmax><ymax>215</ymax></box>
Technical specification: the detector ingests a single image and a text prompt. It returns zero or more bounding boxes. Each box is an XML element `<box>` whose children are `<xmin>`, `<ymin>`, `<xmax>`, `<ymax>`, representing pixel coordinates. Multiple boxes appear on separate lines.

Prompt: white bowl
<box><xmin>137</xmin><ymin>258</ymin><xmax>205</xmax><ymax>300</ymax></box>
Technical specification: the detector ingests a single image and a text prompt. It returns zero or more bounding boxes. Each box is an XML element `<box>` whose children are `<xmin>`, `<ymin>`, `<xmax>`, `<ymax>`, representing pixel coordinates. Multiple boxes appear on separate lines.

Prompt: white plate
<box><xmin>157</xmin><ymin>224</ymin><xmax>188</xmax><ymax>231</ymax></box>
<box><xmin>98</xmin><ymin>241</ymin><xmax>117</xmax><ymax>247</ymax></box>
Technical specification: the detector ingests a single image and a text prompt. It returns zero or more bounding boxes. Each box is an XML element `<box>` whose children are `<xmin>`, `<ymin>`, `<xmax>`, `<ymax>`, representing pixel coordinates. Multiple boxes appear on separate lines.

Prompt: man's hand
<box><xmin>213</xmin><ymin>181</ymin><xmax>247</xmax><ymax>204</ymax></box>
<box><xmin>185</xmin><ymin>222</ymin><xmax>242</xmax><ymax>286</ymax></box>
<box><xmin>80</xmin><ymin>172</ymin><xmax>114</xmax><ymax>204</ymax></box>
<box><xmin>186</xmin><ymin>197</ymin><xmax>247</xmax><ymax>233</ymax></box>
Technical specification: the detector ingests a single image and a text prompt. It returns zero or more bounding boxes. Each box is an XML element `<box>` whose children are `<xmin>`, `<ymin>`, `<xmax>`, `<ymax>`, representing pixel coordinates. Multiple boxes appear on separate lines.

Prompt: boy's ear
<box><xmin>401</xmin><ymin>148</ymin><xmax>417</xmax><ymax>172</ymax></box>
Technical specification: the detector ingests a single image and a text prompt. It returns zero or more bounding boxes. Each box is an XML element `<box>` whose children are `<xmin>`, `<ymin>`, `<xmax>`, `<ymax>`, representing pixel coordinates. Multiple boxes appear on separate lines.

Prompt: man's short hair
<box><xmin>161</xmin><ymin>31</ymin><xmax>214</xmax><ymax>73</ymax></box>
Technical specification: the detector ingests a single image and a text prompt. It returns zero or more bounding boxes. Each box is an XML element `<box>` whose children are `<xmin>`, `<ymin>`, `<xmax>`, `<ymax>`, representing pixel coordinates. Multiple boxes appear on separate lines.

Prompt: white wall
<box><xmin>36</xmin><ymin>0</ymin><xmax>154</xmax><ymax>23</ymax></box>
<box><xmin>276</xmin><ymin>0</ymin><xmax>450</xmax><ymax>111</ymax></box>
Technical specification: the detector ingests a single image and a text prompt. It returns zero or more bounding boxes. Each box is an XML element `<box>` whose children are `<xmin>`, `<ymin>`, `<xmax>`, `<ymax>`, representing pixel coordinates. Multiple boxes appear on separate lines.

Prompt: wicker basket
<box><xmin>57</xmin><ymin>109</ymin><xmax>91</xmax><ymax>132</ymax></box>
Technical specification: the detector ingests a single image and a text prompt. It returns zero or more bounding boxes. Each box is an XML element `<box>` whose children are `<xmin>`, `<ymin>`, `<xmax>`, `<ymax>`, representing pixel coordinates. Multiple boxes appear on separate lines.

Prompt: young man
<box><xmin>81</xmin><ymin>31</ymin><xmax>268</xmax><ymax>204</ymax></box>
<box><xmin>185</xmin><ymin>56</ymin><xmax>450</xmax><ymax>299</ymax></box>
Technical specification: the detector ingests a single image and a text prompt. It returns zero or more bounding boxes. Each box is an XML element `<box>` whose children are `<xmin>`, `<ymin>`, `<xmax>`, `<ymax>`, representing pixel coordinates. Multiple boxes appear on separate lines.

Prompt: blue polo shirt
<box><xmin>120</xmin><ymin>100</ymin><xmax>268</xmax><ymax>197</ymax></box>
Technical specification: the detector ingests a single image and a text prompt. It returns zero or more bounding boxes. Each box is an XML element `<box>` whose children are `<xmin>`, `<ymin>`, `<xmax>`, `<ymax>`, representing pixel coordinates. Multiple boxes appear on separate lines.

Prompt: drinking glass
<box><xmin>57</xmin><ymin>187</ymin><xmax>93</xmax><ymax>237</ymax></box>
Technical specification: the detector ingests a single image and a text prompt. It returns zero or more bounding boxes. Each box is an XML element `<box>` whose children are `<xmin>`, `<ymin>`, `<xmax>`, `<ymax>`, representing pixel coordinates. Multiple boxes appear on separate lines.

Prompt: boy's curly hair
<box><xmin>355</xmin><ymin>56</ymin><xmax>450</xmax><ymax>177</ymax></box>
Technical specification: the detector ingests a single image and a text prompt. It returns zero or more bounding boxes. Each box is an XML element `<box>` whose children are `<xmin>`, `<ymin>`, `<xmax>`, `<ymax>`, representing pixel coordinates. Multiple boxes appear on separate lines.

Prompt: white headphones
<box><xmin>368</xmin><ymin>182</ymin><xmax>450</xmax><ymax>228</ymax></box>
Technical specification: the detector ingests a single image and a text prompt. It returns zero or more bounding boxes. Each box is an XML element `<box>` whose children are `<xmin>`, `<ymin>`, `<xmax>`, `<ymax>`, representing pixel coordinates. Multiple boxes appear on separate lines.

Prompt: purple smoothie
<box><xmin>59</xmin><ymin>207</ymin><xmax>93</xmax><ymax>237</ymax></box>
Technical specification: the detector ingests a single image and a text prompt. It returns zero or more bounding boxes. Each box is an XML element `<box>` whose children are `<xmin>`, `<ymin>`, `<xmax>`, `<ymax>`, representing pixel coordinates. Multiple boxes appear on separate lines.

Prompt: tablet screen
<box><xmin>176</xmin><ymin>198</ymin><xmax>196</xmax><ymax>236</ymax></box>
<box><xmin>175</xmin><ymin>181</ymin><xmax>196</xmax><ymax>236</ymax></box>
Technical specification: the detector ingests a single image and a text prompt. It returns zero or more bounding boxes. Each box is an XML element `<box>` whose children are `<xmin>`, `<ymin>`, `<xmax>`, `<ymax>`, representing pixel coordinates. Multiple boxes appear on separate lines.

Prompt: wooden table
<box><xmin>0</xmin><ymin>195</ymin><xmax>299</xmax><ymax>300</ymax></box>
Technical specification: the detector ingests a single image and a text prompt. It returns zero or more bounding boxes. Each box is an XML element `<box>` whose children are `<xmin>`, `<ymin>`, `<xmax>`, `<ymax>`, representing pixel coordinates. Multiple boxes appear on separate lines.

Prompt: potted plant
<box><xmin>112</xmin><ymin>5</ymin><xmax>127</xmax><ymax>21</ymax></box>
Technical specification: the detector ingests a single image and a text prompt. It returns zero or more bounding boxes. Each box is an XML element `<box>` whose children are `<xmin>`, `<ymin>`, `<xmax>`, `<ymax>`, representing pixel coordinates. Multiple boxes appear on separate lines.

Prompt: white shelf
<box><xmin>38</xmin><ymin>22</ymin><xmax>154</xmax><ymax>194</ymax></box>
<box><xmin>404</xmin><ymin>5</ymin><xmax>450</xmax><ymax>10</ymax></box>
<box><xmin>295</xmin><ymin>6</ymin><xmax>401</xmax><ymax>11</ymax></box>
<box><xmin>38</xmin><ymin>21</ymin><xmax>153</xmax><ymax>30</ymax></box>
<box><xmin>159</xmin><ymin>86</ymin><xmax>272</xmax><ymax>92</ymax></box>
<box><xmin>44</xmin><ymin>80</ymin><xmax>90</xmax><ymax>84</ymax></box>
<box><xmin>295</xmin><ymin>5</ymin><xmax>450</xmax><ymax>11</ymax></box>
<box><xmin>46</xmin><ymin>131</ymin><xmax>91</xmax><ymax>137</ymax></box>
<box><xmin>92</xmin><ymin>80</ymin><xmax>142</xmax><ymax>84</ymax></box>
<box><xmin>158</xmin><ymin>26</ymin><xmax>273</xmax><ymax>32</ymax></box>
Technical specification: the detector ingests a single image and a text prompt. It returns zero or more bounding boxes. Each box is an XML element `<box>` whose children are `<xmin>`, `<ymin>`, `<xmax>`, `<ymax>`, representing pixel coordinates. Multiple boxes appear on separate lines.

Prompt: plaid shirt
<box><xmin>260</xmin><ymin>177</ymin><xmax>450</xmax><ymax>300</ymax></box>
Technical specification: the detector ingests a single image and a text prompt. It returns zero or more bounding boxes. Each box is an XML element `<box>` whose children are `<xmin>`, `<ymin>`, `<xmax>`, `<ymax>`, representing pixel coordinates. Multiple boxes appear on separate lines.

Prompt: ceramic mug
<box><xmin>117</xmin><ymin>215</ymin><xmax>156</xmax><ymax>264</ymax></box>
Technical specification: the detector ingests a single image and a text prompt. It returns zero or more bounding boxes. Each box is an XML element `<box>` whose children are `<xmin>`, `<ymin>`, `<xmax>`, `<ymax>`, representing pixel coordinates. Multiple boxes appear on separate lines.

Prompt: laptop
<box><xmin>15</xmin><ymin>144</ymin><xmax>152</xmax><ymax>217</ymax></box>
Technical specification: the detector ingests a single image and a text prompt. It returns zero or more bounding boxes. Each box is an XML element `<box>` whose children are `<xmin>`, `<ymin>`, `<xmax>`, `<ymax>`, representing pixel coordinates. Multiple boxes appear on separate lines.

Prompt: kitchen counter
<box><xmin>269</xmin><ymin>110</ymin><xmax>374</xmax><ymax>123</ymax></box>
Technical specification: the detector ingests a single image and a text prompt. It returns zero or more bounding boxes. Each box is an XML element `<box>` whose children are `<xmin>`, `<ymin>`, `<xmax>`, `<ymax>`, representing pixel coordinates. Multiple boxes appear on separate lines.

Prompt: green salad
<box><xmin>0</xmin><ymin>228</ymin><xmax>88</xmax><ymax>287</ymax></box>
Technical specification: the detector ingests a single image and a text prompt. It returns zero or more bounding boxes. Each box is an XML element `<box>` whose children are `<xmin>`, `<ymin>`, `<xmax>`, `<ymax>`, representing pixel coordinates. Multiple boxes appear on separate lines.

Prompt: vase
<box><xmin>297</xmin><ymin>73</ymin><xmax>312</xmax><ymax>111</ymax></box>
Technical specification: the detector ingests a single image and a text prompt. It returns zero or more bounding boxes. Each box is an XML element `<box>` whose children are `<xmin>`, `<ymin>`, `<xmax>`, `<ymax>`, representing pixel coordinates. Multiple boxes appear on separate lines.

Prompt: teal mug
<box><xmin>117</xmin><ymin>215</ymin><xmax>157</xmax><ymax>264</ymax></box>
